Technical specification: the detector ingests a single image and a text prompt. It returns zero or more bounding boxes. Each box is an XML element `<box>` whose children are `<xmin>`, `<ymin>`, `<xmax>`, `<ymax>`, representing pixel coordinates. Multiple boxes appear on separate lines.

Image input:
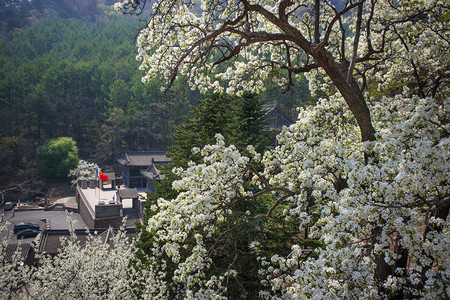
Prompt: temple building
<box><xmin>117</xmin><ymin>152</ymin><xmax>171</xmax><ymax>192</ymax></box>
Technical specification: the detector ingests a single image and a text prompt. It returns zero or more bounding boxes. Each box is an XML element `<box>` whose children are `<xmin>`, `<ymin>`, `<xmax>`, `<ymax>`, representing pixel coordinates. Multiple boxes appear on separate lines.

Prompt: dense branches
<box><xmin>115</xmin><ymin>0</ymin><xmax>450</xmax><ymax>298</ymax></box>
<box><xmin>142</xmin><ymin>94</ymin><xmax>449</xmax><ymax>299</ymax></box>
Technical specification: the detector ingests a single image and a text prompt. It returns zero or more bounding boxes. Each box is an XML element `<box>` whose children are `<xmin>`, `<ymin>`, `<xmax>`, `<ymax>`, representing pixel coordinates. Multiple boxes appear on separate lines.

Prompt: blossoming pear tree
<box><xmin>138</xmin><ymin>94</ymin><xmax>448</xmax><ymax>299</ymax></box>
<box><xmin>0</xmin><ymin>220</ymin><xmax>30</xmax><ymax>299</ymax></box>
<box><xmin>115</xmin><ymin>0</ymin><xmax>446</xmax><ymax>143</ymax></box>
<box><xmin>114</xmin><ymin>0</ymin><xmax>449</xmax><ymax>298</ymax></box>
<box><xmin>68</xmin><ymin>159</ymin><xmax>100</xmax><ymax>185</ymax></box>
<box><xmin>0</xmin><ymin>216</ymin><xmax>167</xmax><ymax>299</ymax></box>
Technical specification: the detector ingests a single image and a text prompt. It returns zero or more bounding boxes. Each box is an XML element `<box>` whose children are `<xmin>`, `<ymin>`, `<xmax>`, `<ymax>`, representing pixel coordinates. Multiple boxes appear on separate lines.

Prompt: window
<box><xmin>130</xmin><ymin>178</ymin><xmax>140</xmax><ymax>188</ymax></box>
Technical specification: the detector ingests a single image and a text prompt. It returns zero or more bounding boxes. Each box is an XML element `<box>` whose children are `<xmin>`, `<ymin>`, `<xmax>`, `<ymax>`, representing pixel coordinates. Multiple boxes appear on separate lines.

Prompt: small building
<box><xmin>76</xmin><ymin>179</ymin><xmax>123</xmax><ymax>229</ymax></box>
<box><xmin>76</xmin><ymin>173</ymin><xmax>142</xmax><ymax>229</ymax></box>
<box><xmin>116</xmin><ymin>188</ymin><xmax>145</xmax><ymax>218</ymax></box>
<box><xmin>117</xmin><ymin>152</ymin><xmax>171</xmax><ymax>192</ymax></box>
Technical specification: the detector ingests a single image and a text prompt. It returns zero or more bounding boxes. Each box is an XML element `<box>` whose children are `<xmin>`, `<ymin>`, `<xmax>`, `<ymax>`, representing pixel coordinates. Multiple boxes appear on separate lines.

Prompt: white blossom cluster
<box><xmin>147</xmin><ymin>138</ymin><xmax>250</xmax><ymax>298</ymax></box>
<box><xmin>0</xmin><ymin>216</ymin><xmax>167</xmax><ymax>299</ymax></box>
<box><xmin>257</xmin><ymin>94</ymin><xmax>449</xmax><ymax>299</ymax></box>
<box><xmin>68</xmin><ymin>159</ymin><xmax>100</xmax><ymax>185</ymax></box>
<box><xmin>110</xmin><ymin>1</ymin><xmax>450</xmax><ymax>298</ymax></box>
<box><xmin>113</xmin><ymin>0</ymin><xmax>448</xmax><ymax>97</ymax></box>
<box><xmin>0</xmin><ymin>220</ymin><xmax>30</xmax><ymax>299</ymax></box>
<box><xmin>143</xmin><ymin>93</ymin><xmax>448</xmax><ymax>298</ymax></box>
<box><xmin>363</xmin><ymin>0</ymin><xmax>449</xmax><ymax>98</ymax></box>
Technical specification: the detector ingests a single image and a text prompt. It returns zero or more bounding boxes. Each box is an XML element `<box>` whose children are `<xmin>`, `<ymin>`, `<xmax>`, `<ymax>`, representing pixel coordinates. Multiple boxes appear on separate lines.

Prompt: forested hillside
<box><xmin>0</xmin><ymin>15</ymin><xmax>200</xmax><ymax>176</ymax></box>
<box><xmin>0</xmin><ymin>0</ymin><xmax>117</xmax><ymax>36</ymax></box>
<box><xmin>0</xmin><ymin>0</ymin><xmax>311</xmax><ymax>180</ymax></box>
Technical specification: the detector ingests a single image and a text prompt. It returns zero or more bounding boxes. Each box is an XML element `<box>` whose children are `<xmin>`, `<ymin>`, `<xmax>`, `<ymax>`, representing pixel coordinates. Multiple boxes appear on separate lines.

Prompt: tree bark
<box><xmin>313</xmin><ymin>48</ymin><xmax>376</xmax><ymax>142</ymax></box>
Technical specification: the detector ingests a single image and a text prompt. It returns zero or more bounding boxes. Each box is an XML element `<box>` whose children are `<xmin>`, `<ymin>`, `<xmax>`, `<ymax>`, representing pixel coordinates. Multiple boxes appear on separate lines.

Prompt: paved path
<box><xmin>55</xmin><ymin>196</ymin><xmax>77</xmax><ymax>210</ymax></box>
<box><xmin>54</xmin><ymin>196</ymin><xmax>75</xmax><ymax>204</ymax></box>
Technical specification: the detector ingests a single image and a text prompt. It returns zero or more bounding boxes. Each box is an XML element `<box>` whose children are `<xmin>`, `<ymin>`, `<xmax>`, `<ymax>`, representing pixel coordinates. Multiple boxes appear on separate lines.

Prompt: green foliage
<box><xmin>0</xmin><ymin>9</ymin><xmax>308</xmax><ymax>171</ymax></box>
<box><xmin>0</xmin><ymin>136</ymin><xmax>23</xmax><ymax>173</ymax></box>
<box><xmin>0</xmin><ymin>0</ymin><xmax>35</xmax><ymax>37</ymax></box>
<box><xmin>229</xmin><ymin>92</ymin><xmax>274</xmax><ymax>154</ymax></box>
<box><xmin>168</xmin><ymin>92</ymin><xmax>272</xmax><ymax>167</ymax></box>
<box><xmin>36</xmin><ymin>137</ymin><xmax>79</xmax><ymax>178</ymax></box>
<box><xmin>138</xmin><ymin>93</ymin><xmax>301</xmax><ymax>297</ymax></box>
<box><xmin>0</xmin><ymin>15</ymin><xmax>197</xmax><ymax>167</ymax></box>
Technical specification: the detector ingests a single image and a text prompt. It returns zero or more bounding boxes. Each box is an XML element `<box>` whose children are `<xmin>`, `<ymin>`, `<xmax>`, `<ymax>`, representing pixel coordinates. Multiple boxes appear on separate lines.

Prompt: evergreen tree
<box><xmin>138</xmin><ymin>93</ymin><xmax>275</xmax><ymax>297</ymax></box>
<box><xmin>168</xmin><ymin>93</ymin><xmax>271</xmax><ymax>167</ymax></box>
<box><xmin>168</xmin><ymin>93</ymin><xmax>228</xmax><ymax>166</ymax></box>
<box><xmin>229</xmin><ymin>92</ymin><xmax>273</xmax><ymax>154</ymax></box>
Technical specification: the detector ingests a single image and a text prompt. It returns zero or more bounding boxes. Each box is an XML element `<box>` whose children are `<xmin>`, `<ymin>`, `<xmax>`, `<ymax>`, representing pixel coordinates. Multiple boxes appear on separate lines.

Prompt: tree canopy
<box><xmin>116</xmin><ymin>0</ymin><xmax>447</xmax><ymax>142</ymax></box>
<box><xmin>36</xmin><ymin>137</ymin><xmax>79</xmax><ymax>179</ymax></box>
<box><xmin>168</xmin><ymin>92</ymin><xmax>272</xmax><ymax>166</ymax></box>
<box><xmin>115</xmin><ymin>0</ymin><xmax>449</xmax><ymax>298</ymax></box>
<box><xmin>0</xmin><ymin>15</ymin><xmax>197</xmax><ymax>173</ymax></box>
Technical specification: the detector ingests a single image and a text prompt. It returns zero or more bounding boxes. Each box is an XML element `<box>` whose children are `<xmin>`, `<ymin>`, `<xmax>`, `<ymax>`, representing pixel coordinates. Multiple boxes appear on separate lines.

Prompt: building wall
<box><xmin>95</xmin><ymin>204</ymin><xmax>121</xmax><ymax>218</ymax></box>
<box><xmin>122</xmin><ymin>166</ymin><xmax>130</xmax><ymax>188</ymax></box>
<box><xmin>132</xmin><ymin>197</ymin><xmax>145</xmax><ymax>217</ymax></box>
<box><xmin>77</xmin><ymin>185</ymin><xmax>123</xmax><ymax>229</ymax></box>
<box><xmin>94</xmin><ymin>217</ymin><xmax>122</xmax><ymax>229</ymax></box>
<box><xmin>78</xmin><ymin>192</ymin><xmax>95</xmax><ymax>229</ymax></box>
<box><xmin>122</xmin><ymin>166</ymin><xmax>150</xmax><ymax>189</ymax></box>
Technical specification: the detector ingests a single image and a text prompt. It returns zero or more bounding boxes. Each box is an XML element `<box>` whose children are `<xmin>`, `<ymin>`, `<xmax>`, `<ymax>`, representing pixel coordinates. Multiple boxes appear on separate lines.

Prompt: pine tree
<box><xmin>168</xmin><ymin>93</ymin><xmax>271</xmax><ymax>167</ymax></box>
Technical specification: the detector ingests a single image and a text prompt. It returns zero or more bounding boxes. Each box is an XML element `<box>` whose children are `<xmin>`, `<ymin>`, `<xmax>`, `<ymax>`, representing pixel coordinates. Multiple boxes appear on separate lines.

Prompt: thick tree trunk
<box><xmin>312</xmin><ymin>48</ymin><xmax>407</xmax><ymax>297</ymax></box>
<box><xmin>252</xmin><ymin>2</ymin><xmax>376</xmax><ymax>142</ymax></box>
<box><xmin>314</xmin><ymin>48</ymin><xmax>376</xmax><ymax>143</ymax></box>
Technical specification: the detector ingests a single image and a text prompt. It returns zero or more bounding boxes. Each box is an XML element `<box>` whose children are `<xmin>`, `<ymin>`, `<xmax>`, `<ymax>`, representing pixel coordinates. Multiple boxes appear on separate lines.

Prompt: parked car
<box><xmin>2</xmin><ymin>202</ymin><xmax>15</xmax><ymax>211</ymax></box>
<box><xmin>16</xmin><ymin>229</ymin><xmax>41</xmax><ymax>239</ymax></box>
<box><xmin>14</xmin><ymin>222</ymin><xmax>40</xmax><ymax>234</ymax></box>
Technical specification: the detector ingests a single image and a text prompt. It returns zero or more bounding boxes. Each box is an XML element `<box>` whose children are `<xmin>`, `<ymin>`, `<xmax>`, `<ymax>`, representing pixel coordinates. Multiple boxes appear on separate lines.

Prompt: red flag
<box><xmin>99</xmin><ymin>172</ymin><xmax>110</xmax><ymax>182</ymax></box>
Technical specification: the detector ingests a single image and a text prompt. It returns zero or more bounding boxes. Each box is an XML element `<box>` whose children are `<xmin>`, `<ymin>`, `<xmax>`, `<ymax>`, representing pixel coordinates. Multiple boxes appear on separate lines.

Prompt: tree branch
<box><xmin>314</xmin><ymin>0</ymin><xmax>320</xmax><ymax>44</ymax></box>
<box><xmin>321</xmin><ymin>1</ymin><xmax>364</xmax><ymax>48</ymax></box>
<box><xmin>347</xmin><ymin>1</ymin><xmax>364</xmax><ymax>83</ymax></box>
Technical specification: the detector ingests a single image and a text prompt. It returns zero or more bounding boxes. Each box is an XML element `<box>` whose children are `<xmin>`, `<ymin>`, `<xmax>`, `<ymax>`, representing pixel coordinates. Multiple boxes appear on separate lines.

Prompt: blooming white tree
<box><xmin>139</xmin><ymin>94</ymin><xmax>448</xmax><ymax>299</ymax></box>
<box><xmin>0</xmin><ymin>220</ymin><xmax>30</xmax><ymax>299</ymax></box>
<box><xmin>68</xmin><ymin>159</ymin><xmax>100</xmax><ymax>185</ymax></box>
<box><xmin>0</xmin><ymin>216</ymin><xmax>167</xmax><ymax>299</ymax></box>
<box><xmin>113</xmin><ymin>0</ymin><xmax>449</xmax><ymax>298</ymax></box>
<box><xmin>115</xmin><ymin>0</ymin><xmax>447</xmax><ymax>142</ymax></box>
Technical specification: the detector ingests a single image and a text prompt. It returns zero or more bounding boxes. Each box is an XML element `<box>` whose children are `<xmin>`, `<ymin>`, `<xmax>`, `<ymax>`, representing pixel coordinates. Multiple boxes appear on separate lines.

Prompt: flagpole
<box><xmin>96</xmin><ymin>168</ymin><xmax>99</xmax><ymax>200</ymax></box>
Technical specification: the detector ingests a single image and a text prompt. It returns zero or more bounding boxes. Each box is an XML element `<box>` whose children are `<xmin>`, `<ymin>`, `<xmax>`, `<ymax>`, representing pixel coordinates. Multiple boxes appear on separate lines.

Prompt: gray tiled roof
<box><xmin>118</xmin><ymin>188</ymin><xmax>139</xmax><ymax>199</ymax></box>
<box><xmin>140</xmin><ymin>164</ymin><xmax>162</xmax><ymax>180</ymax></box>
<box><xmin>39</xmin><ymin>228</ymin><xmax>136</xmax><ymax>255</ymax></box>
<box><xmin>117</xmin><ymin>151</ymin><xmax>171</xmax><ymax>166</ymax></box>
<box><xmin>263</xmin><ymin>104</ymin><xmax>295</xmax><ymax>131</ymax></box>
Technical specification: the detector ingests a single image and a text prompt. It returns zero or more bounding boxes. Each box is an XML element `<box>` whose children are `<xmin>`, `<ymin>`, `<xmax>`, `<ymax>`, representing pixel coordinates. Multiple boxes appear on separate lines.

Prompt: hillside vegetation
<box><xmin>0</xmin><ymin>0</ymin><xmax>311</xmax><ymax>181</ymax></box>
